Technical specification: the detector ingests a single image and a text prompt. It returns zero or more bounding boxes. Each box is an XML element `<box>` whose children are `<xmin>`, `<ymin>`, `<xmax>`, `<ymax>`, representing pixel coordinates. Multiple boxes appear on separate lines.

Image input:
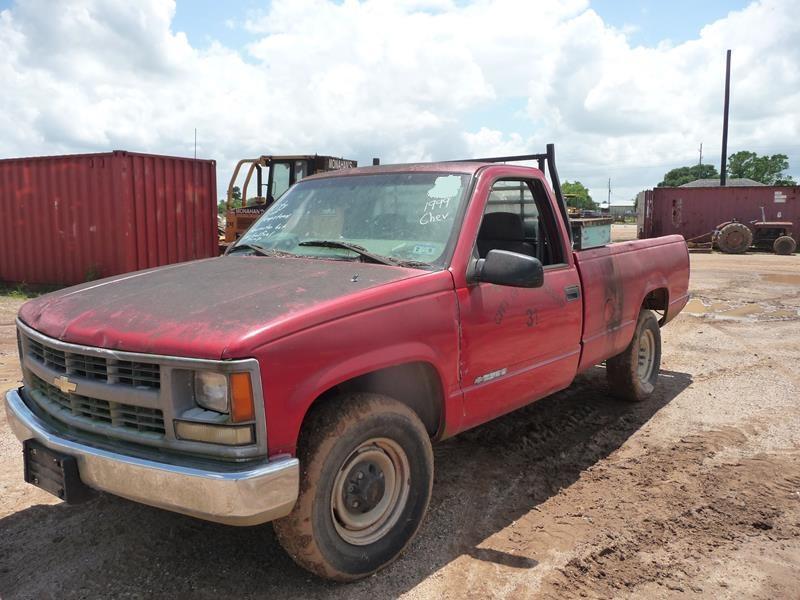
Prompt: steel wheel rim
<box><xmin>331</xmin><ymin>437</ymin><xmax>411</xmax><ymax>546</ymax></box>
<box><xmin>636</xmin><ymin>328</ymin><xmax>656</xmax><ymax>383</ymax></box>
<box><xmin>727</xmin><ymin>231</ymin><xmax>743</xmax><ymax>247</ymax></box>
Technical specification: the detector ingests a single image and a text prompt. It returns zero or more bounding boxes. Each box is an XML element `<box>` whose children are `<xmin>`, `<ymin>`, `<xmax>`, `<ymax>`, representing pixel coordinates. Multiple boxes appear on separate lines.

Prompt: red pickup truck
<box><xmin>5</xmin><ymin>146</ymin><xmax>689</xmax><ymax>581</ymax></box>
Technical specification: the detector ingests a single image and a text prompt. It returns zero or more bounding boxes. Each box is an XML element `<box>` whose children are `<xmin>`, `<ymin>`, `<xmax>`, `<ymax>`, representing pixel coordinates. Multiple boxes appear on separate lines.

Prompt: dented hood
<box><xmin>18</xmin><ymin>256</ymin><xmax>434</xmax><ymax>359</ymax></box>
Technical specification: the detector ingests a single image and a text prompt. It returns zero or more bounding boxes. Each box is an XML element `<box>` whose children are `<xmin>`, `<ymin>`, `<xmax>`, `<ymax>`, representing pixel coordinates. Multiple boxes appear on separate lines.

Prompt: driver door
<box><xmin>457</xmin><ymin>177</ymin><xmax>583</xmax><ymax>429</ymax></box>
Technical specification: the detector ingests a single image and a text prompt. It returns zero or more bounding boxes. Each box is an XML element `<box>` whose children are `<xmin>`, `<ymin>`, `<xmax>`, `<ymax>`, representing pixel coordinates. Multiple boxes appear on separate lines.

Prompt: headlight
<box><xmin>194</xmin><ymin>371</ymin><xmax>229</xmax><ymax>413</ymax></box>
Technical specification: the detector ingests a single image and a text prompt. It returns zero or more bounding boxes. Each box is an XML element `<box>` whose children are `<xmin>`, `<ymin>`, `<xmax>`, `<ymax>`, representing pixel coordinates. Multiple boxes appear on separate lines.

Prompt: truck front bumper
<box><xmin>4</xmin><ymin>388</ymin><xmax>299</xmax><ymax>526</ymax></box>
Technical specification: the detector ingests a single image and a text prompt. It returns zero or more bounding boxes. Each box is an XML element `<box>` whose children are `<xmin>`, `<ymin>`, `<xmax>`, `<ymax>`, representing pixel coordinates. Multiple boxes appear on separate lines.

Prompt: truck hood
<box><xmin>18</xmin><ymin>256</ymin><xmax>442</xmax><ymax>359</ymax></box>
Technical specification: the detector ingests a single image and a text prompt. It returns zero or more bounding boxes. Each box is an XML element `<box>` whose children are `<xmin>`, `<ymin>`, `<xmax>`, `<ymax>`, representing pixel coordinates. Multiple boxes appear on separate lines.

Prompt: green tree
<box><xmin>657</xmin><ymin>164</ymin><xmax>719</xmax><ymax>187</ymax></box>
<box><xmin>561</xmin><ymin>181</ymin><xmax>596</xmax><ymax>209</ymax></box>
<box><xmin>218</xmin><ymin>185</ymin><xmax>242</xmax><ymax>215</ymax></box>
<box><xmin>727</xmin><ymin>151</ymin><xmax>796</xmax><ymax>185</ymax></box>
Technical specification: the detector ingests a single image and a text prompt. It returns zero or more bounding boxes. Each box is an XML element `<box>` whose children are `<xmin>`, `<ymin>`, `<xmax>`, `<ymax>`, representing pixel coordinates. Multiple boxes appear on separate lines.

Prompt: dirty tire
<box><xmin>273</xmin><ymin>393</ymin><xmax>433</xmax><ymax>582</ymax></box>
<box><xmin>606</xmin><ymin>309</ymin><xmax>661</xmax><ymax>402</ymax></box>
<box><xmin>716</xmin><ymin>222</ymin><xmax>753</xmax><ymax>254</ymax></box>
<box><xmin>773</xmin><ymin>235</ymin><xmax>797</xmax><ymax>255</ymax></box>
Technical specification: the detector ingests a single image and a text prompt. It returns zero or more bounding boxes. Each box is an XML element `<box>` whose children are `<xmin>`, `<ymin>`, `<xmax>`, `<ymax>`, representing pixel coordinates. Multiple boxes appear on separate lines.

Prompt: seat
<box><xmin>477</xmin><ymin>212</ymin><xmax>535</xmax><ymax>258</ymax></box>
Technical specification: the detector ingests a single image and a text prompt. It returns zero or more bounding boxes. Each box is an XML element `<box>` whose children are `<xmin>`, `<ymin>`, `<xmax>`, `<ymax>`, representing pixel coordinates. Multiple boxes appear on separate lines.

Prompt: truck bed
<box><xmin>573</xmin><ymin>234</ymin><xmax>689</xmax><ymax>373</ymax></box>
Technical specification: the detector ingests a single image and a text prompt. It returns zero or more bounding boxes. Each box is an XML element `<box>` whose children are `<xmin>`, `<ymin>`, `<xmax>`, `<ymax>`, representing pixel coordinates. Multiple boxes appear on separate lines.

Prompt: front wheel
<box><xmin>606</xmin><ymin>309</ymin><xmax>662</xmax><ymax>402</ymax></box>
<box><xmin>273</xmin><ymin>393</ymin><xmax>433</xmax><ymax>581</ymax></box>
<box><xmin>773</xmin><ymin>235</ymin><xmax>797</xmax><ymax>255</ymax></box>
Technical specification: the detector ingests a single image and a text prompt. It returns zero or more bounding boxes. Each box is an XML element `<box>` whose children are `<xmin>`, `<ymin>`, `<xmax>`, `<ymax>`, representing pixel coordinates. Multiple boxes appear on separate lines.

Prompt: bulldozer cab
<box><xmin>223</xmin><ymin>155</ymin><xmax>357</xmax><ymax>245</ymax></box>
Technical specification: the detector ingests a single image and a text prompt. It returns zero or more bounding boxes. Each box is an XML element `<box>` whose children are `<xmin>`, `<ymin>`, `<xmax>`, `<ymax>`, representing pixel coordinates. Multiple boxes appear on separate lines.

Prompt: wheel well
<box><xmin>306</xmin><ymin>362</ymin><xmax>444</xmax><ymax>439</ymax></box>
<box><xmin>642</xmin><ymin>287</ymin><xmax>669</xmax><ymax>325</ymax></box>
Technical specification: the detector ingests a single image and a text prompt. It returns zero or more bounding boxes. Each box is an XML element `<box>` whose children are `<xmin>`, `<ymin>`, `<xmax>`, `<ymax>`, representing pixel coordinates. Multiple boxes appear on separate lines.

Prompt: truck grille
<box><xmin>29</xmin><ymin>373</ymin><xmax>166</xmax><ymax>436</ymax></box>
<box><xmin>16</xmin><ymin>321</ymin><xmax>265</xmax><ymax>460</ymax></box>
<box><xmin>25</xmin><ymin>335</ymin><xmax>161</xmax><ymax>390</ymax></box>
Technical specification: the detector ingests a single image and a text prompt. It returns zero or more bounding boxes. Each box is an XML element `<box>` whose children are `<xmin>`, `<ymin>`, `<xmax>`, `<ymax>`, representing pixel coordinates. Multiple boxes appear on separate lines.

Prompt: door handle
<box><xmin>565</xmin><ymin>285</ymin><xmax>581</xmax><ymax>302</ymax></box>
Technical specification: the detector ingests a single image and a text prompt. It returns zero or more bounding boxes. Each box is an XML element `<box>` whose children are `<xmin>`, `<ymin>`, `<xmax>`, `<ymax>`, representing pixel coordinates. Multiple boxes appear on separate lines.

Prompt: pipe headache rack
<box><xmin>452</xmin><ymin>143</ymin><xmax>572</xmax><ymax>244</ymax></box>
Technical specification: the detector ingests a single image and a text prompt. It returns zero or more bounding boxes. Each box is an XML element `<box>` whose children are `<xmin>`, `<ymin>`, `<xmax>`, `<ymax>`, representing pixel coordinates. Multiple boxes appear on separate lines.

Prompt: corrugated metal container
<box><xmin>0</xmin><ymin>151</ymin><xmax>217</xmax><ymax>286</ymax></box>
<box><xmin>638</xmin><ymin>185</ymin><xmax>800</xmax><ymax>240</ymax></box>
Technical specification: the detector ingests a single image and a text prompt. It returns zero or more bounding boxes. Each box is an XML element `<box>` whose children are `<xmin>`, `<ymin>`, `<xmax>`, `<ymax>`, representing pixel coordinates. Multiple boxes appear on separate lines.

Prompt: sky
<box><xmin>1</xmin><ymin>0</ymin><xmax>798</xmax><ymax>206</ymax></box>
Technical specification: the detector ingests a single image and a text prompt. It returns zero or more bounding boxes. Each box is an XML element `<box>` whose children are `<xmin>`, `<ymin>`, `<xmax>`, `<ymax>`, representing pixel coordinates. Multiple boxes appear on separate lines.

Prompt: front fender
<box><xmin>256</xmin><ymin>290</ymin><xmax>462</xmax><ymax>456</ymax></box>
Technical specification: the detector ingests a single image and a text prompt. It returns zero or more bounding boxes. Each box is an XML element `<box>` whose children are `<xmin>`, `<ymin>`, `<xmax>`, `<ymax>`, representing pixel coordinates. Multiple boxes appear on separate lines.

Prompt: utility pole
<box><xmin>720</xmin><ymin>49</ymin><xmax>731</xmax><ymax>186</ymax></box>
<box><xmin>698</xmin><ymin>142</ymin><xmax>703</xmax><ymax>165</ymax></box>
<box><xmin>607</xmin><ymin>178</ymin><xmax>611</xmax><ymax>213</ymax></box>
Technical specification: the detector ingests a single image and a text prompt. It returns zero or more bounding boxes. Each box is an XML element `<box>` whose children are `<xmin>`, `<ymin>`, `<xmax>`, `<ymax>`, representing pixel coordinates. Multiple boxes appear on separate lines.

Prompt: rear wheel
<box><xmin>273</xmin><ymin>393</ymin><xmax>433</xmax><ymax>581</ymax></box>
<box><xmin>716</xmin><ymin>222</ymin><xmax>752</xmax><ymax>254</ymax></box>
<box><xmin>606</xmin><ymin>309</ymin><xmax>662</xmax><ymax>402</ymax></box>
<box><xmin>773</xmin><ymin>235</ymin><xmax>797</xmax><ymax>255</ymax></box>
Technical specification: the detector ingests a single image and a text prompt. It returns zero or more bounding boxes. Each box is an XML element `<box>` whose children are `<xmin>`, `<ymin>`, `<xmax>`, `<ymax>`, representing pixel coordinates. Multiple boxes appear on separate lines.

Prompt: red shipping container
<box><xmin>0</xmin><ymin>151</ymin><xmax>217</xmax><ymax>286</ymax></box>
<box><xmin>638</xmin><ymin>185</ymin><xmax>800</xmax><ymax>240</ymax></box>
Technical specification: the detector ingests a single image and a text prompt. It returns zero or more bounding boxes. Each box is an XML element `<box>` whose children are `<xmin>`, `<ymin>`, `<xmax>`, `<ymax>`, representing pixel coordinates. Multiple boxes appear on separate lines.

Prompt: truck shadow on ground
<box><xmin>0</xmin><ymin>367</ymin><xmax>691</xmax><ymax>599</ymax></box>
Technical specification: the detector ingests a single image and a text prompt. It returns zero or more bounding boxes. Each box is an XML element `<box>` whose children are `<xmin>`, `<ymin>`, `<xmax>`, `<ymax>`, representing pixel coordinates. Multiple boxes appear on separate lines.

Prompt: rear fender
<box><xmin>715</xmin><ymin>220</ymin><xmax>734</xmax><ymax>231</ymax></box>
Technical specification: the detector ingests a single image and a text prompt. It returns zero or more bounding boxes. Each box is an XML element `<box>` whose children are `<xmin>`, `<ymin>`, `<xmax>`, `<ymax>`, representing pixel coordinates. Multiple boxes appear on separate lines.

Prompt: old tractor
<box><xmin>222</xmin><ymin>155</ymin><xmax>358</xmax><ymax>248</ymax></box>
<box><xmin>715</xmin><ymin>209</ymin><xmax>797</xmax><ymax>255</ymax></box>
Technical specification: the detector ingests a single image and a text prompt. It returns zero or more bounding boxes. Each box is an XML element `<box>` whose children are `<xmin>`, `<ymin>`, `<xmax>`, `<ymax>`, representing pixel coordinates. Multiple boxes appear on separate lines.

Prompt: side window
<box><xmin>477</xmin><ymin>179</ymin><xmax>564</xmax><ymax>266</ymax></box>
<box><xmin>270</xmin><ymin>162</ymin><xmax>292</xmax><ymax>201</ymax></box>
<box><xmin>294</xmin><ymin>160</ymin><xmax>307</xmax><ymax>182</ymax></box>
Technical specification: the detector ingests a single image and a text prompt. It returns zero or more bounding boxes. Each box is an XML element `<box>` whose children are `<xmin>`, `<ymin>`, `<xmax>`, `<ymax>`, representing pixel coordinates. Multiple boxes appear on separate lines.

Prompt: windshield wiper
<box><xmin>299</xmin><ymin>240</ymin><xmax>396</xmax><ymax>265</ymax></box>
<box><xmin>298</xmin><ymin>240</ymin><xmax>429</xmax><ymax>269</ymax></box>
<box><xmin>227</xmin><ymin>243</ymin><xmax>297</xmax><ymax>258</ymax></box>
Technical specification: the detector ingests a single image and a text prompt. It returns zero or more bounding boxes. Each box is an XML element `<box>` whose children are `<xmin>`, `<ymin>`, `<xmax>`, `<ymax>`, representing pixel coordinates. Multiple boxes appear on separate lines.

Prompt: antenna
<box><xmin>698</xmin><ymin>142</ymin><xmax>703</xmax><ymax>165</ymax></box>
<box><xmin>194</xmin><ymin>128</ymin><xmax>197</xmax><ymax>160</ymax></box>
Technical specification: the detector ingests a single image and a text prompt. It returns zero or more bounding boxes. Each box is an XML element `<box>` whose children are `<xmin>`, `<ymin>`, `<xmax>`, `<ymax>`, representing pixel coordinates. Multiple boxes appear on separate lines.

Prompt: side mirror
<box><xmin>471</xmin><ymin>250</ymin><xmax>544</xmax><ymax>288</ymax></box>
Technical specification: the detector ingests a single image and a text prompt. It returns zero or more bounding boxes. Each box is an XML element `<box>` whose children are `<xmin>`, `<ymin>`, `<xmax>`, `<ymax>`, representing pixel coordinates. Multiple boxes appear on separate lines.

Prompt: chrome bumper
<box><xmin>4</xmin><ymin>388</ymin><xmax>299</xmax><ymax>526</ymax></box>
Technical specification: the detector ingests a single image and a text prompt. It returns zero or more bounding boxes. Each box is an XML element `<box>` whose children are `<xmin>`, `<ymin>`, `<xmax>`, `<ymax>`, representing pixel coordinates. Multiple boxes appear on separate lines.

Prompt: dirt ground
<box><xmin>1</xmin><ymin>248</ymin><xmax>799</xmax><ymax>599</ymax></box>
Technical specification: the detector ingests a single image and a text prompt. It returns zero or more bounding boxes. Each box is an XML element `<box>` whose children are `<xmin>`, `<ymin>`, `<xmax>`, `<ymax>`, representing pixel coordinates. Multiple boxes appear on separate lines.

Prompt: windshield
<box><xmin>234</xmin><ymin>172</ymin><xmax>471</xmax><ymax>267</ymax></box>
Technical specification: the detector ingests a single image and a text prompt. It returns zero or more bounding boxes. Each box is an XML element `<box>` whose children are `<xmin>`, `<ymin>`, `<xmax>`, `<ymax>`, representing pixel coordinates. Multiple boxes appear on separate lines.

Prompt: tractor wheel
<box><xmin>716</xmin><ymin>222</ymin><xmax>753</xmax><ymax>254</ymax></box>
<box><xmin>773</xmin><ymin>235</ymin><xmax>797</xmax><ymax>255</ymax></box>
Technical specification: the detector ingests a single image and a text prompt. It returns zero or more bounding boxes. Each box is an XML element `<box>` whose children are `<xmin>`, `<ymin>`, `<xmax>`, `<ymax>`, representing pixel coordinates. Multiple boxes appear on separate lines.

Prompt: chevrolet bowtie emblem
<box><xmin>53</xmin><ymin>376</ymin><xmax>77</xmax><ymax>394</ymax></box>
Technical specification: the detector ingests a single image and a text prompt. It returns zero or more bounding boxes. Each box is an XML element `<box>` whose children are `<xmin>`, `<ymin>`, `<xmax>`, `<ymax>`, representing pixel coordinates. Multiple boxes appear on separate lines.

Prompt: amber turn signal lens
<box><xmin>230</xmin><ymin>372</ymin><xmax>255</xmax><ymax>422</ymax></box>
<box><xmin>174</xmin><ymin>421</ymin><xmax>254</xmax><ymax>446</ymax></box>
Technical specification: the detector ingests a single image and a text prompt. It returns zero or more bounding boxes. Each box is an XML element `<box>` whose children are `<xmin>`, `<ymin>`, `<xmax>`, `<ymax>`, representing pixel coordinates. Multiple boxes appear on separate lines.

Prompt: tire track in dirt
<box><xmin>538</xmin><ymin>427</ymin><xmax>800</xmax><ymax>599</ymax></box>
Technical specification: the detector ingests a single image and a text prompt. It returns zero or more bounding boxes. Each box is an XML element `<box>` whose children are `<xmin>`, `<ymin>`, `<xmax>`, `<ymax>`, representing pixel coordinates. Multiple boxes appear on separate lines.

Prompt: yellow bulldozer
<box><xmin>222</xmin><ymin>155</ymin><xmax>358</xmax><ymax>249</ymax></box>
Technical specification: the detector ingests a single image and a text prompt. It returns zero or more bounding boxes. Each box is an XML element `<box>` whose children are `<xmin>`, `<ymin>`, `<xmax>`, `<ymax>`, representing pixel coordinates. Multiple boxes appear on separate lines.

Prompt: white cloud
<box><xmin>462</xmin><ymin>128</ymin><xmax>529</xmax><ymax>159</ymax></box>
<box><xmin>0</xmin><ymin>0</ymin><xmax>798</xmax><ymax>205</ymax></box>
